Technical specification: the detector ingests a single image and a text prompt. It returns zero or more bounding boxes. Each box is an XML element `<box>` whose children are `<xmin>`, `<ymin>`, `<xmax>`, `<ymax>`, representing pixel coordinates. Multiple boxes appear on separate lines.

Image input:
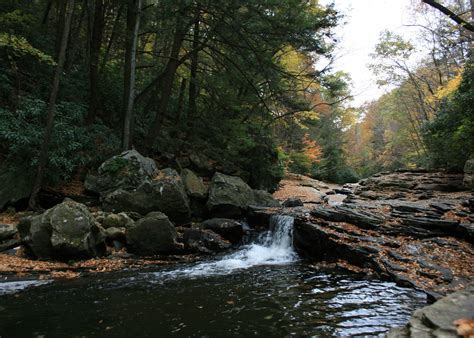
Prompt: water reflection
<box><xmin>0</xmin><ymin>263</ymin><xmax>426</xmax><ymax>337</ymax></box>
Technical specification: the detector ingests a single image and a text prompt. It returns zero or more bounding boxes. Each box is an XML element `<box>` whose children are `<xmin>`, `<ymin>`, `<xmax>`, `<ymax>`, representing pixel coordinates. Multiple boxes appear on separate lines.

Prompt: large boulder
<box><xmin>19</xmin><ymin>200</ymin><xmax>106</xmax><ymax>259</ymax></box>
<box><xmin>206</xmin><ymin>172</ymin><xmax>280</xmax><ymax>218</ymax></box>
<box><xmin>126</xmin><ymin>212</ymin><xmax>179</xmax><ymax>255</ymax></box>
<box><xmin>387</xmin><ymin>284</ymin><xmax>474</xmax><ymax>337</ymax></box>
<box><xmin>84</xmin><ymin>150</ymin><xmax>158</xmax><ymax>195</ymax></box>
<box><xmin>206</xmin><ymin>173</ymin><xmax>255</xmax><ymax>218</ymax></box>
<box><xmin>103</xmin><ymin>168</ymin><xmax>191</xmax><ymax>224</ymax></box>
<box><xmin>18</xmin><ymin>212</ymin><xmax>54</xmax><ymax>259</ymax></box>
<box><xmin>182</xmin><ymin>228</ymin><xmax>231</xmax><ymax>254</ymax></box>
<box><xmin>252</xmin><ymin>190</ymin><xmax>281</xmax><ymax>207</ymax></box>
<box><xmin>189</xmin><ymin>153</ymin><xmax>215</xmax><ymax>175</ymax></box>
<box><xmin>463</xmin><ymin>159</ymin><xmax>474</xmax><ymax>189</ymax></box>
<box><xmin>100</xmin><ymin>212</ymin><xmax>134</xmax><ymax>229</ymax></box>
<box><xmin>181</xmin><ymin>169</ymin><xmax>208</xmax><ymax>199</ymax></box>
<box><xmin>199</xmin><ymin>218</ymin><xmax>244</xmax><ymax>244</ymax></box>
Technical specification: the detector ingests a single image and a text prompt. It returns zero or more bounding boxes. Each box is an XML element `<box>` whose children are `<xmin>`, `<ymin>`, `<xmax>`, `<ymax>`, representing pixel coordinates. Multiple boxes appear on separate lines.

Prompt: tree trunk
<box><xmin>188</xmin><ymin>4</ymin><xmax>200</xmax><ymax>119</ymax></box>
<box><xmin>100</xmin><ymin>4</ymin><xmax>124</xmax><ymax>74</ymax></box>
<box><xmin>145</xmin><ymin>1</ymin><xmax>186</xmax><ymax>145</ymax></box>
<box><xmin>65</xmin><ymin>0</ymin><xmax>87</xmax><ymax>72</ymax></box>
<box><xmin>86</xmin><ymin>0</ymin><xmax>105</xmax><ymax>123</ymax></box>
<box><xmin>176</xmin><ymin>78</ymin><xmax>187</xmax><ymax>124</ymax></box>
<box><xmin>28</xmin><ymin>0</ymin><xmax>75</xmax><ymax>211</ymax></box>
<box><xmin>55</xmin><ymin>0</ymin><xmax>68</xmax><ymax>56</ymax></box>
<box><xmin>122</xmin><ymin>0</ymin><xmax>142</xmax><ymax>151</ymax></box>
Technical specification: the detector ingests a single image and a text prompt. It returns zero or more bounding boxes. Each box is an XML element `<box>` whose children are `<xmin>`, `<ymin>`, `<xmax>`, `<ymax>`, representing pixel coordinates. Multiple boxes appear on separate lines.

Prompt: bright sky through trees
<box><xmin>321</xmin><ymin>0</ymin><xmax>421</xmax><ymax>106</ymax></box>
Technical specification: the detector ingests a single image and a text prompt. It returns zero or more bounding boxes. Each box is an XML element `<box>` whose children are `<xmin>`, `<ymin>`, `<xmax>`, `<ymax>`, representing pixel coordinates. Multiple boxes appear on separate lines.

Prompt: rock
<box><xmin>48</xmin><ymin>200</ymin><xmax>106</xmax><ymax>259</ymax></box>
<box><xmin>101</xmin><ymin>212</ymin><xmax>134</xmax><ymax>229</ymax></box>
<box><xmin>388</xmin><ymin>284</ymin><xmax>474</xmax><ymax>337</ymax></box>
<box><xmin>463</xmin><ymin>159</ymin><xmax>474</xmax><ymax>189</ymax></box>
<box><xmin>182</xmin><ymin>228</ymin><xmax>231</xmax><ymax>254</ymax></box>
<box><xmin>104</xmin><ymin>227</ymin><xmax>126</xmax><ymax>243</ymax></box>
<box><xmin>19</xmin><ymin>200</ymin><xmax>106</xmax><ymax>260</ymax></box>
<box><xmin>0</xmin><ymin>224</ymin><xmax>18</xmax><ymax>240</ymax></box>
<box><xmin>181</xmin><ymin>168</ymin><xmax>208</xmax><ymax>199</ymax></box>
<box><xmin>126</xmin><ymin>212</ymin><xmax>179</xmax><ymax>255</ymax></box>
<box><xmin>0</xmin><ymin>165</ymin><xmax>33</xmax><ymax>210</ymax></box>
<box><xmin>310</xmin><ymin>206</ymin><xmax>384</xmax><ymax>230</ymax></box>
<box><xmin>189</xmin><ymin>153</ymin><xmax>215</xmax><ymax>175</ymax></box>
<box><xmin>103</xmin><ymin>168</ymin><xmax>191</xmax><ymax>224</ymax></box>
<box><xmin>430</xmin><ymin>202</ymin><xmax>453</xmax><ymax>213</ymax></box>
<box><xmin>200</xmin><ymin>218</ymin><xmax>244</xmax><ymax>244</ymax></box>
<box><xmin>283</xmin><ymin>198</ymin><xmax>304</xmax><ymax>207</ymax></box>
<box><xmin>0</xmin><ymin>238</ymin><xmax>20</xmax><ymax>252</ymax></box>
<box><xmin>252</xmin><ymin>190</ymin><xmax>281</xmax><ymax>207</ymax></box>
<box><xmin>206</xmin><ymin>172</ymin><xmax>255</xmax><ymax>218</ymax></box>
<box><xmin>18</xmin><ymin>213</ymin><xmax>53</xmax><ymax>259</ymax></box>
<box><xmin>84</xmin><ymin>150</ymin><xmax>158</xmax><ymax>195</ymax></box>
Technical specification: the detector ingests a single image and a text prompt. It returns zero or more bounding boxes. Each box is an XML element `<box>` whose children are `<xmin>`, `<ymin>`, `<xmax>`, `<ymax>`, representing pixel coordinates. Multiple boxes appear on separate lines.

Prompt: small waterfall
<box><xmin>153</xmin><ymin>215</ymin><xmax>297</xmax><ymax>278</ymax></box>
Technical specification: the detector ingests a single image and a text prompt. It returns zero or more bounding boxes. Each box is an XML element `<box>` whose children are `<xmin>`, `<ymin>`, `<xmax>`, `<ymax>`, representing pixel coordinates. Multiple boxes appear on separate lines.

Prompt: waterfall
<box><xmin>153</xmin><ymin>215</ymin><xmax>297</xmax><ymax>278</ymax></box>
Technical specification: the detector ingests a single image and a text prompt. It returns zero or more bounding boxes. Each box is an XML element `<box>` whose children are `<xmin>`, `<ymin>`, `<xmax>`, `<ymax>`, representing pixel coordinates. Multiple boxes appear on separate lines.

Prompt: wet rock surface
<box><xmin>387</xmin><ymin>283</ymin><xmax>474</xmax><ymax>337</ymax></box>
<box><xmin>289</xmin><ymin>171</ymin><xmax>474</xmax><ymax>296</ymax></box>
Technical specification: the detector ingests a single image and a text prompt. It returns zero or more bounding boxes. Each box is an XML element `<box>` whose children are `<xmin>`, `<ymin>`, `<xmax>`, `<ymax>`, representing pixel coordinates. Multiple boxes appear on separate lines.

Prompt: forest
<box><xmin>0</xmin><ymin>1</ymin><xmax>473</xmax><ymax>337</ymax></box>
<box><xmin>0</xmin><ymin>0</ymin><xmax>472</xmax><ymax>206</ymax></box>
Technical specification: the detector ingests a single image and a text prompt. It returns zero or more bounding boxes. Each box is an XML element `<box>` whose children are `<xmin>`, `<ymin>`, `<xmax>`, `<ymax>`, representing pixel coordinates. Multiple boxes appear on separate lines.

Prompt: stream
<box><xmin>0</xmin><ymin>216</ymin><xmax>426</xmax><ymax>337</ymax></box>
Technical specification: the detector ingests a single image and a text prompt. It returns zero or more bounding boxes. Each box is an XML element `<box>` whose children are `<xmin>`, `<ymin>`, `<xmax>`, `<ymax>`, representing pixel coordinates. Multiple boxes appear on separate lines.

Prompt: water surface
<box><xmin>0</xmin><ymin>216</ymin><xmax>426</xmax><ymax>337</ymax></box>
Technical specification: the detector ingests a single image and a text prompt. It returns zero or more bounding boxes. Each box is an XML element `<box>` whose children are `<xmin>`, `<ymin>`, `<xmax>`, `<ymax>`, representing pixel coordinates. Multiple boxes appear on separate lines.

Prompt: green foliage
<box><xmin>424</xmin><ymin>56</ymin><xmax>474</xmax><ymax>170</ymax></box>
<box><xmin>0</xmin><ymin>97</ymin><xmax>120</xmax><ymax>185</ymax></box>
<box><xmin>0</xmin><ymin>32</ymin><xmax>55</xmax><ymax>64</ymax></box>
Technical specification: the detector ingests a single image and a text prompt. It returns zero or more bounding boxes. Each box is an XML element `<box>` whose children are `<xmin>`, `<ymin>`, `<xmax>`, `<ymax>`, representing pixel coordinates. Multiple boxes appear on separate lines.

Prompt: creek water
<box><xmin>0</xmin><ymin>216</ymin><xmax>426</xmax><ymax>337</ymax></box>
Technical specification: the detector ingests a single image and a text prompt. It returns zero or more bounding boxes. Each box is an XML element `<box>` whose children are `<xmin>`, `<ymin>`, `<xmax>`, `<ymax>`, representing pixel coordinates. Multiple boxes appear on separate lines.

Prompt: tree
<box><xmin>28</xmin><ymin>0</ymin><xmax>75</xmax><ymax>210</ymax></box>
<box><xmin>421</xmin><ymin>0</ymin><xmax>474</xmax><ymax>32</ymax></box>
<box><xmin>122</xmin><ymin>0</ymin><xmax>142</xmax><ymax>151</ymax></box>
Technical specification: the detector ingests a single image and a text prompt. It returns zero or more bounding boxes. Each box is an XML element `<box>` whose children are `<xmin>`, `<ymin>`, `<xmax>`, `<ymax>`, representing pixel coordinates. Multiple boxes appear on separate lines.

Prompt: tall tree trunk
<box><xmin>86</xmin><ymin>0</ymin><xmax>105</xmax><ymax>123</ymax></box>
<box><xmin>65</xmin><ymin>0</ymin><xmax>87</xmax><ymax>72</ymax></box>
<box><xmin>145</xmin><ymin>1</ymin><xmax>186</xmax><ymax>145</ymax></box>
<box><xmin>187</xmin><ymin>4</ymin><xmax>200</xmax><ymax>119</ymax></box>
<box><xmin>100</xmin><ymin>4</ymin><xmax>123</xmax><ymax>74</ymax></box>
<box><xmin>28</xmin><ymin>0</ymin><xmax>75</xmax><ymax>211</ymax></box>
<box><xmin>122</xmin><ymin>0</ymin><xmax>142</xmax><ymax>151</ymax></box>
<box><xmin>176</xmin><ymin>78</ymin><xmax>187</xmax><ymax>124</ymax></box>
<box><xmin>55</xmin><ymin>0</ymin><xmax>67</xmax><ymax>56</ymax></box>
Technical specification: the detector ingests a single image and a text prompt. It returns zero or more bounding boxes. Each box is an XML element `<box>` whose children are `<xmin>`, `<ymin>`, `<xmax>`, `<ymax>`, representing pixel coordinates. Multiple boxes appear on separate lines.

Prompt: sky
<box><xmin>319</xmin><ymin>0</ymin><xmax>422</xmax><ymax>106</ymax></box>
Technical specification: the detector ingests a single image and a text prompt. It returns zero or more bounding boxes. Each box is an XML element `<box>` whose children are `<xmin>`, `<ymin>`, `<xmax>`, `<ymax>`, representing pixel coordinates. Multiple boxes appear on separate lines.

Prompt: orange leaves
<box><xmin>302</xmin><ymin>133</ymin><xmax>322</xmax><ymax>163</ymax></box>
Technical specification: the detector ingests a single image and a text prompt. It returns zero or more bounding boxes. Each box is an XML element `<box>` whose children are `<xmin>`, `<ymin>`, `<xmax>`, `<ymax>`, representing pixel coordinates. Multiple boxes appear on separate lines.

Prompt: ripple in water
<box><xmin>0</xmin><ymin>215</ymin><xmax>427</xmax><ymax>337</ymax></box>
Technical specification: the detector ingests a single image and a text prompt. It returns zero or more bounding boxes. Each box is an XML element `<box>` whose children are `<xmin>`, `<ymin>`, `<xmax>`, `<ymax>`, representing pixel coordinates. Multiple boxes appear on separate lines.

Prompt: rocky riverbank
<box><xmin>1</xmin><ymin>151</ymin><xmax>473</xmax><ymax>304</ymax></box>
<box><xmin>289</xmin><ymin>170</ymin><xmax>474</xmax><ymax>298</ymax></box>
<box><xmin>0</xmin><ymin>150</ymin><xmax>281</xmax><ymax>280</ymax></box>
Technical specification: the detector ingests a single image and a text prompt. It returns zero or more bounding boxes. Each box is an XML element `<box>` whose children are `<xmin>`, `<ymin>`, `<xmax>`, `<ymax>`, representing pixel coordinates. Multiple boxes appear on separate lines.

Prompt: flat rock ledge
<box><xmin>387</xmin><ymin>284</ymin><xmax>474</xmax><ymax>338</ymax></box>
<box><xmin>291</xmin><ymin>171</ymin><xmax>474</xmax><ymax>298</ymax></box>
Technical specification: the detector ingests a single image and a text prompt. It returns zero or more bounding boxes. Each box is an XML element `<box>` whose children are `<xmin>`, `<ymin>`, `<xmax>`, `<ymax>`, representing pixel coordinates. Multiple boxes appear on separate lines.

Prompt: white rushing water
<box><xmin>153</xmin><ymin>215</ymin><xmax>297</xmax><ymax>278</ymax></box>
<box><xmin>0</xmin><ymin>280</ymin><xmax>51</xmax><ymax>296</ymax></box>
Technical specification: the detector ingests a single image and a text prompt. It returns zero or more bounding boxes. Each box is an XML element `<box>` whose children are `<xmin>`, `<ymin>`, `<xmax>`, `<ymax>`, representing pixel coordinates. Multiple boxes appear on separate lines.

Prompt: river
<box><xmin>0</xmin><ymin>216</ymin><xmax>426</xmax><ymax>337</ymax></box>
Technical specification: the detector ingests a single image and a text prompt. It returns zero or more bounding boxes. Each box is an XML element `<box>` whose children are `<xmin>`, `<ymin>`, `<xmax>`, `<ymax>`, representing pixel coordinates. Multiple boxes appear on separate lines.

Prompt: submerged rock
<box><xmin>126</xmin><ymin>212</ymin><xmax>180</xmax><ymax>255</ymax></box>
